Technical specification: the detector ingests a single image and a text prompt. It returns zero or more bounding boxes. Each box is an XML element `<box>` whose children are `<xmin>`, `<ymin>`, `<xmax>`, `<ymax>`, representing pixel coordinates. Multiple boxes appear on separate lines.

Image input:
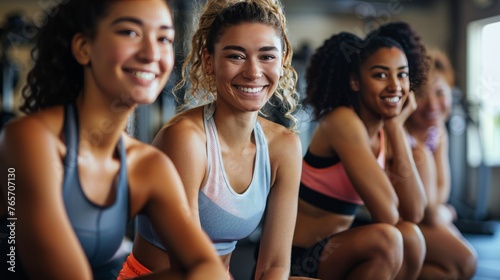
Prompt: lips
<box><xmin>124</xmin><ymin>68</ymin><xmax>158</xmax><ymax>81</ymax></box>
<box><xmin>236</xmin><ymin>86</ymin><xmax>264</xmax><ymax>93</ymax></box>
<box><xmin>382</xmin><ymin>96</ymin><xmax>401</xmax><ymax>103</ymax></box>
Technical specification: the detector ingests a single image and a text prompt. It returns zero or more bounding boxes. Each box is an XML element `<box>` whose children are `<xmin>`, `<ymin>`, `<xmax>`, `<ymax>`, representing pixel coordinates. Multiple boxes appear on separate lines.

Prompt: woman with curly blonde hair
<box><xmin>122</xmin><ymin>0</ymin><xmax>303</xmax><ymax>279</ymax></box>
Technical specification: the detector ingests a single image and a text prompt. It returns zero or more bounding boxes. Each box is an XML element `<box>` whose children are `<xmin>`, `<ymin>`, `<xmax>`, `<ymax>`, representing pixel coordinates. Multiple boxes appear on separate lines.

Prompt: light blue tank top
<box><xmin>137</xmin><ymin>103</ymin><xmax>271</xmax><ymax>255</ymax></box>
<box><xmin>62</xmin><ymin>103</ymin><xmax>129</xmax><ymax>268</ymax></box>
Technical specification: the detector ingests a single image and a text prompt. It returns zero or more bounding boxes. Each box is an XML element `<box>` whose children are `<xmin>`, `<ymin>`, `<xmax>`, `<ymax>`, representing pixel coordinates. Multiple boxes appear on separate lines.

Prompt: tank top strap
<box><xmin>61</xmin><ymin>102</ymin><xmax>129</xmax><ymax>267</ymax></box>
<box><xmin>63</xmin><ymin>103</ymin><xmax>79</xmax><ymax>175</ymax></box>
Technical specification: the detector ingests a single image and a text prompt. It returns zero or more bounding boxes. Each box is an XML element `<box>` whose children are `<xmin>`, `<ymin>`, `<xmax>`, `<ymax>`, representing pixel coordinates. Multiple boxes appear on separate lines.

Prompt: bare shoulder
<box><xmin>320</xmin><ymin>107</ymin><xmax>368</xmax><ymax>141</ymax></box>
<box><xmin>258</xmin><ymin>118</ymin><xmax>302</xmax><ymax>175</ymax></box>
<box><xmin>320</xmin><ymin>107</ymin><xmax>362</xmax><ymax>131</ymax></box>
<box><xmin>0</xmin><ymin>107</ymin><xmax>65</xmax><ymax>154</ymax></box>
<box><xmin>122</xmin><ymin>135</ymin><xmax>175</xmax><ymax>176</ymax></box>
<box><xmin>153</xmin><ymin>106</ymin><xmax>205</xmax><ymax>149</ymax></box>
<box><xmin>258</xmin><ymin>117</ymin><xmax>301</xmax><ymax>152</ymax></box>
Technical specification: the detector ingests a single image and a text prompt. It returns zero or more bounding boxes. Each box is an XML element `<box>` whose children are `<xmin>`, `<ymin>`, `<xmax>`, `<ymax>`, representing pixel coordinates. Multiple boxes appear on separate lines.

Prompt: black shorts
<box><xmin>290</xmin><ymin>236</ymin><xmax>333</xmax><ymax>278</ymax></box>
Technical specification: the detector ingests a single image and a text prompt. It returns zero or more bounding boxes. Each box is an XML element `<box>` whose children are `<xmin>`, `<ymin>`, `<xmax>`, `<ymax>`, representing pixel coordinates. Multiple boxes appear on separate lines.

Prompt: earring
<box><xmin>206</xmin><ymin>70</ymin><xmax>210</xmax><ymax>74</ymax></box>
<box><xmin>280</xmin><ymin>69</ymin><xmax>284</xmax><ymax>77</ymax></box>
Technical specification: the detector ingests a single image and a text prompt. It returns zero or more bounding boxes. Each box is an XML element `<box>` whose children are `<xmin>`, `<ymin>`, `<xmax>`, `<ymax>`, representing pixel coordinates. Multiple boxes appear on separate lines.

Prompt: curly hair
<box><xmin>20</xmin><ymin>0</ymin><xmax>120</xmax><ymax>114</ymax></box>
<box><xmin>20</xmin><ymin>0</ymin><xmax>173</xmax><ymax>114</ymax></box>
<box><xmin>303</xmin><ymin>32</ymin><xmax>362</xmax><ymax>120</ymax></box>
<box><xmin>175</xmin><ymin>0</ymin><xmax>299</xmax><ymax>130</ymax></box>
<box><xmin>305</xmin><ymin>22</ymin><xmax>429</xmax><ymax>121</ymax></box>
<box><xmin>366</xmin><ymin>21</ymin><xmax>429</xmax><ymax>94</ymax></box>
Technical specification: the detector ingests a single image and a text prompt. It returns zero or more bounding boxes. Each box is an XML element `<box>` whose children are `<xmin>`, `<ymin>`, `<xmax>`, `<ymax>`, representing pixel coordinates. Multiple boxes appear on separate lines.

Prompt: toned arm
<box><xmin>0</xmin><ymin>119</ymin><xmax>92</xmax><ymax>279</ymax></box>
<box><xmin>254</xmin><ymin>124</ymin><xmax>302</xmax><ymax>280</ymax></box>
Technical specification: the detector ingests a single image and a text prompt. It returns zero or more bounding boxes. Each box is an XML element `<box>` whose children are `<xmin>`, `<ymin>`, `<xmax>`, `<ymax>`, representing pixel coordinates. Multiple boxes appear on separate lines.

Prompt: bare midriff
<box><xmin>292</xmin><ymin>199</ymin><xmax>355</xmax><ymax>248</ymax></box>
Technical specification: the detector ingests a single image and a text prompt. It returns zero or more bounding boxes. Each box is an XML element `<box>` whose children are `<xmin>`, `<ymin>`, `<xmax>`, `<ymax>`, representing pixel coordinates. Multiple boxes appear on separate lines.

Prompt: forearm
<box><xmin>385</xmin><ymin>123</ymin><xmax>427</xmax><ymax>222</ymax></box>
<box><xmin>255</xmin><ymin>266</ymin><xmax>290</xmax><ymax>280</ymax></box>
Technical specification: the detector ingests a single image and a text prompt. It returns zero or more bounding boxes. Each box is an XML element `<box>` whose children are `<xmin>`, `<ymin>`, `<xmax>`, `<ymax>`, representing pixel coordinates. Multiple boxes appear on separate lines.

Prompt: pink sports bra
<box><xmin>299</xmin><ymin>129</ymin><xmax>385</xmax><ymax>215</ymax></box>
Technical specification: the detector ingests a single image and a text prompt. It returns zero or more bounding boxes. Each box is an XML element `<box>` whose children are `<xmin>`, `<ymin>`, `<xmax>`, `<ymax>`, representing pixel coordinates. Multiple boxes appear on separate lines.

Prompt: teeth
<box><xmin>132</xmin><ymin>71</ymin><xmax>155</xmax><ymax>81</ymax></box>
<box><xmin>237</xmin><ymin>86</ymin><xmax>263</xmax><ymax>93</ymax></box>
<box><xmin>384</xmin><ymin>96</ymin><xmax>400</xmax><ymax>103</ymax></box>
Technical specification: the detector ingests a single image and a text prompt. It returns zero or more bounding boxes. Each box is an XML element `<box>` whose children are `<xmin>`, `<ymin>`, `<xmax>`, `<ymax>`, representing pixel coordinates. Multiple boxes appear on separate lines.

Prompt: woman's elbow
<box><xmin>399</xmin><ymin>204</ymin><xmax>426</xmax><ymax>223</ymax></box>
<box><xmin>371</xmin><ymin>206</ymin><xmax>400</xmax><ymax>225</ymax></box>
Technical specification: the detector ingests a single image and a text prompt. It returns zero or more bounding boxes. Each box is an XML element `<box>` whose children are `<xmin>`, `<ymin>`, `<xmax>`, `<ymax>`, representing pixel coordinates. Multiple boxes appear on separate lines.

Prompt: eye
<box><xmin>159</xmin><ymin>36</ymin><xmax>174</xmax><ymax>45</ymax></box>
<box><xmin>117</xmin><ymin>29</ymin><xmax>139</xmax><ymax>38</ymax></box>
<box><xmin>260</xmin><ymin>54</ymin><xmax>277</xmax><ymax>61</ymax></box>
<box><xmin>373</xmin><ymin>72</ymin><xmax>387</xmax><ymax>79</ymax></box>
<box><xmin>399</xmin><ymin>71</ymin><xmax>409</xmax><ymax>78</ymax></box>
<box><xmin>227</xmin><ymin>54</ymin><xmax>245</xmax><ymax>60</ymax></box>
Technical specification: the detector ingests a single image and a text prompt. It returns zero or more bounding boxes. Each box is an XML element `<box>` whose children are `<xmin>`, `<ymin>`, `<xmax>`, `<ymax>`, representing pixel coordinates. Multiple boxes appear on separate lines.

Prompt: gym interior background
<box><xmin>1</xmin><ymin>0</ymin><xmax>499</xmax><ymax>279</ymax></box>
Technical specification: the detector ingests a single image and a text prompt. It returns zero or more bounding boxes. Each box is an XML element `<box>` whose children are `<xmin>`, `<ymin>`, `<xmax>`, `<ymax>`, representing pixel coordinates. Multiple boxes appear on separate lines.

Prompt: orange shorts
<box><xmin>118</xmin><ymin>252</ymin><xmax>234</xmax><ymax>280</ymax></box>
<box><xmin>118</xmin><ymin>253</ymin><xmax>151</xmax><ymax>280</ymax></box>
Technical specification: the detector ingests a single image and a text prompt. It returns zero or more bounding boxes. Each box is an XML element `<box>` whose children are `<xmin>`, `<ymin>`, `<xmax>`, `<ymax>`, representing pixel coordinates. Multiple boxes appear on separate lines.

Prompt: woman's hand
<box><xmin>385</xmin><ymin>91</ymin><xmax>417</xmax><ymax>128</ymax></box>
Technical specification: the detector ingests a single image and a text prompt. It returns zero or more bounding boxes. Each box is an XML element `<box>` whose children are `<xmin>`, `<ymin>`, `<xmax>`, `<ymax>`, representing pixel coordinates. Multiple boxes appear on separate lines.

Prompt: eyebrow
<box><xmin>369</xmin><ymin>65</ymin><xmax>409</xmax><ymax>71</ymax></box>
<box><xmin>222</xmin><ymin>45</ymin><xmax>280</xmax><ymax>52</ymax></box>
<box><xmin>110</xmin><ymin>17</ymin><xmax>174</xmax><ymax>30</ymax></box>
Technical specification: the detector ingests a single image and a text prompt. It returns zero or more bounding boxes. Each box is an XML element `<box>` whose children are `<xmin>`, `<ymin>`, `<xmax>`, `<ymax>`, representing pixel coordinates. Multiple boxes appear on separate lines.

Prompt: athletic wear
<box><xmin>138</xmin><ymin>103</ymin><xmax>271</xmax><ymax>256</ymax></box>
<box><xmin>290</xmin><ymin>236</ymin><xmax>333</xmax><ymax>278</ymax></box>
<box><xmin>299</xmin><ymin>129</ymin><xmax>385</xmax><ymax>215</ymax></box>
<box><xmin>408</xmin><ymin>125</ymin><xmax>440</xmax><ymax>152</ymax></box>
<box><xmin>118</xmin><ymin>253</ymin><xmax>151</xmax><ymax>280</ymax></box>
<box><xmin>0</xmin><ymin>103</ymin><xmax>130</xmax><ymax>278</ymax></box>
<box><xmin>63</xmin><ymin>103</ymin><xmax>130</xmax><ymax>268</ymax></box>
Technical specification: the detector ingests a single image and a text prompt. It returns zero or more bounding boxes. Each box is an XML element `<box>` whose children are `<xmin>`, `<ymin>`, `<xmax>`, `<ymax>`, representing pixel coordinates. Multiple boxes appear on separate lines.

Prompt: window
<box><xmin>467</xmin><ymin>16</ymin><xmax>500</xmax><ymax>166</ymax></box>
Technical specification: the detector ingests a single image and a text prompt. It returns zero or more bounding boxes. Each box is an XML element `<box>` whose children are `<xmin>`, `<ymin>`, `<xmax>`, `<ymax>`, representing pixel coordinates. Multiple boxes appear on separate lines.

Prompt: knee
<box><xmin>397</xmin><ymin>221</ymin><xmax>426</xmax><ymax>265</ymax></box>
<box><xmin>457</xmin><ymin>248</ymin><xmax>478</xmax><ymax>279</ymax></box>
<box><xmin>368</xmin><ymin>223</ymin><xmax>404</xmax><ymax>265</ymax></box>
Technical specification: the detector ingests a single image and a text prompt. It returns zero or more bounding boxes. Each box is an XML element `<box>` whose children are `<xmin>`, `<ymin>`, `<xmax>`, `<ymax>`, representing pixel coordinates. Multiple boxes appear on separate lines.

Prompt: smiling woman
<box><xmin>0</xmin><ymin>0</ymin><xmax>226</xmax><ymax>279</ymax></box>
<box><xmin>123</xmin><ymin>1</ymin><xmax>303</xmax><ymax>280</ymax></box>
<box><xmin>291</xmin><ymin>23</ymin><xmax>429</xmax><ymax>280</ymax></box>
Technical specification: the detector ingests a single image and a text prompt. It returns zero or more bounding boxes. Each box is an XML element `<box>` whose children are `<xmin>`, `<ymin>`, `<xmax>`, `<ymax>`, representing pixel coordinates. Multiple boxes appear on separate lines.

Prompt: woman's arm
<box><xmin>137</xmin><ymin>150</ymin><xmax>225</xmax><ymax>280</ymax></box>
<box><xmin>151</xmin><ymin>111</ymin><xmax>207</xmax><ymax>226</ymax></box>
<box><xmin>385</xmin><ymin>92</ymin><xmax>427</xmax><ymax>223</ymax></box>
<box><xmin>433</xmin><ymin>126</ymin><xmax>451</xmax><ymax>205</ymax></box>
<box><xmin>0</xmin><ymin>119</ymin><xmax>93</xmax><ymax>279</ymax></box>
<box><xmin>254</xmin><ymin>128</ymin><xmax>302</xmax><ymax>280</ymax></box>
<box><xmin>322</xmin><ymin>107</ymin><xmax>400</xmax><ymax>224</ymax></box>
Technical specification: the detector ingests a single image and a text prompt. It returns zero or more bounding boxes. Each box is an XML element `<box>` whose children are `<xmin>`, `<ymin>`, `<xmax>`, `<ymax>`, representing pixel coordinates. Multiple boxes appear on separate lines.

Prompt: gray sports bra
<box><xmin>137</xmin><ymin>103</ymin><xmax>271</xmax><ymax>255</ymax></box>
<box><xmin>62</xmin><ymin>103</ymin><xmax>129</xmax><ymax>268</ymax></box>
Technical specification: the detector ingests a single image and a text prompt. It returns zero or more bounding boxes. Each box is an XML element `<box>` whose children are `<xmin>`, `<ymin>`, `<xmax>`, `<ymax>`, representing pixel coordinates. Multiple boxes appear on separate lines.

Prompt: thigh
<box><xmin>316</xmin><ymin>223</ymin><xmax>403</xmax><ymax>279</ymax></box>
<box><xmin>420</xmin><ymin>223</ymin><xmax>477</xmax><ymax>266</ymax></box>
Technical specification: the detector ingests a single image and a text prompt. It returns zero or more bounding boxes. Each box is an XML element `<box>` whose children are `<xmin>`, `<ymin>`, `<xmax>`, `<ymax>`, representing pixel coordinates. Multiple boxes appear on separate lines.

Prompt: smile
<box><xmin>131</xmin><ymin>71</ymin><xmax>156</xmax><ymax>81</ymax></box>
<box><xmin>382</xmin><ymin>96</ymin><xmax>401</xmax><ymax>103</ymax></box>
<box><xmin>236</xmin><ymin>86</ymin><xmax>264</xmax><ymax>93</ymax></box>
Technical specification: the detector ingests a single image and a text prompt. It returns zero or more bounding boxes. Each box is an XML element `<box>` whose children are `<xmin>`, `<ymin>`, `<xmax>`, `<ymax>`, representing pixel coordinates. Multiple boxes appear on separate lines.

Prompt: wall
<box><xmin>453</xmin><ymin>0</ymin><xmax>500</xmax><ymax>220</ymax></box>
<box><xmin>285</xmin><ymin>1</ymin><xmax>450</xmax><ymax>52</ymax></box>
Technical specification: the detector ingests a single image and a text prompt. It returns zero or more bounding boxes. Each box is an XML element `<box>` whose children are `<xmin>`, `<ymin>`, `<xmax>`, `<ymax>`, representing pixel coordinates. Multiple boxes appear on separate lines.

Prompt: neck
<box><xmin>75</xmin><ymin>95</ymin><xmax>134</xmax><ymax>158</ymax></box>
<box><xmin>357</xmin><ymin>105</ymin><xmax>384</xmax><ymax>137</ymax></box>
<box><xmin>212</xmin><ymin>102</ymin><xmax>258</xmax><ymax>148</ymax></box>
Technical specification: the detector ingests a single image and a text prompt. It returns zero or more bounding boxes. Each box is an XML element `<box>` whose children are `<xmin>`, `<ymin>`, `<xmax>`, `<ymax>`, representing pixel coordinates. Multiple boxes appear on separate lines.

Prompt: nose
<box><xmin>426</xmin><ymin>92</ymin><xmax>440</xmax><ymax>110</ymax></box>
<box><xmin>387</xmin><ymin>75</ymin><xmax>402</xmax><ymax>92</ymax></box>
<box><xmin>242</xmin><ymin>58</ymin><xmax>263</xmax><ymax>80</ymax></box>
<box><xmin>138</xmin><ymin>35</ymin><xmax>160</xmax><ymax>62</ymax></box>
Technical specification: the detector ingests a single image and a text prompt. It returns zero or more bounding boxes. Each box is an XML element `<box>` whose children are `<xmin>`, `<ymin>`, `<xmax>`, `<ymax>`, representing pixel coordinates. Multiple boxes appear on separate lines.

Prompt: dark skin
<box><xmin>293</xmin><ymin>47</ymin><xmax>427</xmax><ymax>280</ymax></box>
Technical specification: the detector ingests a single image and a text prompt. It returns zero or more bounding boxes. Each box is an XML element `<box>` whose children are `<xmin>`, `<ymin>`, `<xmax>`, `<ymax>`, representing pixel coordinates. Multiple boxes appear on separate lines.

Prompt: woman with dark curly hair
<box><xmin>0</xmin><ymin>0</ymin><xmax>226</xmax><ymax>279</ymax></box>
<box><xmin>291</xmin><ymin>22</ymin><xmax>429</xmax><ymax>280</ymax></box>
<box><xmin>122</xmin><ymin>0</ymin><xmax>303</xmax><ymax>279</ymax></box>
<box><xmin>406</xmin><ymin>49</ymin><xmax>477</xmax><ymax>280</ymax></box>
